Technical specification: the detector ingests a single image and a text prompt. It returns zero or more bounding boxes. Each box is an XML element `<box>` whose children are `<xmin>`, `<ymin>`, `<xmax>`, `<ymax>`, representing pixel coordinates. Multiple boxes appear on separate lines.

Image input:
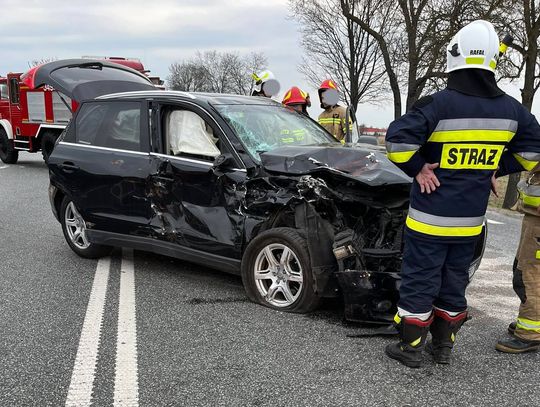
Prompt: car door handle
<box><xmin>59</xmin><ymin>161</ymin><xmax>79</xmax><ymax>172</ymax></box>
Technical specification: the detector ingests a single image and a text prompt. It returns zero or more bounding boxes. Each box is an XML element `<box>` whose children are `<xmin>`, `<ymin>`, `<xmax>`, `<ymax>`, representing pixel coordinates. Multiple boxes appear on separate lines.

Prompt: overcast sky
<box><xmin>1</xmin><ymin>0</ymin><xmax>538</xmax><ymax>126</ymax></box>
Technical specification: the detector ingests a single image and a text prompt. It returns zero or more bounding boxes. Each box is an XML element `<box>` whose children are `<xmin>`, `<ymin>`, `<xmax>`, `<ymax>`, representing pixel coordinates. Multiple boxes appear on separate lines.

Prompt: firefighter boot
<box><xmin>426</xmin><ymin>309</ymin><xmax>467</xmax><ymax>364</ymax></box>
<box><xmin>385</xmin><ymin>314</ymin><xmax>433</xmax><ymax>368</ymax></box>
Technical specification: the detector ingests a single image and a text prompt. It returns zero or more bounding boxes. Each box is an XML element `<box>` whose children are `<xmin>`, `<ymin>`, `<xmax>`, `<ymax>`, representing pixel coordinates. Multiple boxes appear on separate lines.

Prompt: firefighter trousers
<box><xmin>398</xmin><ymin>230</ymin><xmax>478</xmax><ymax>315</ymax></box>
<box><xmin>513</xmin><ymin>214</ymin><xmax>540</xmax><ymax>341</ymax></box>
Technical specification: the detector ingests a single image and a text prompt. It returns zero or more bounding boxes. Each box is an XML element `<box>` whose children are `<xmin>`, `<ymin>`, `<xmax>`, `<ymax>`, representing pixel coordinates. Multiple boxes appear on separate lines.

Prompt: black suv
<box><xmin>34</xmin><ymin>60</ymin><xmax>486</xmax><ymax>323</ymax></box>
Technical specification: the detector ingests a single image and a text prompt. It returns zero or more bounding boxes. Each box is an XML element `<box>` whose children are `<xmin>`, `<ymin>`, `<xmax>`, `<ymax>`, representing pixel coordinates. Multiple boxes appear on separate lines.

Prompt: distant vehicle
<box><xmin>34</xmin><ymin>59</ymin><xmax>488</xmax><ymax>323</ymax></box>
<box><xmin>0</xmin><ymin>56</ymin><xmax>163</xmax><ymax>164</ymax></box>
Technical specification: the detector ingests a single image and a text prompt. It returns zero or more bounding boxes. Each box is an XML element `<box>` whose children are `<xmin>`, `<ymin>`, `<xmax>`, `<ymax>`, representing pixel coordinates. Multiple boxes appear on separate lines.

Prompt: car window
<box><xmin>0</xmin><ymin>84</ymin><xmax>8</xmax><ymax>100</ymax></box>
<box><xmin>75</xmin><ymin>103</ymin><xmax>108</xmax><ymax>145</ymax></box>
<box><xmin>215</xmin><ymin>104</ymin><xmax>336</xmax><ymax>161</ymax></box>
<box><xmin>73</xmin><ymin>101</ymin><xmax>144</xmax><ymax>152</ymax></box>
<box><xmin>166</xmin><ymin>109</ymin><xmax>221</xmax><ymax>160</ymax></box>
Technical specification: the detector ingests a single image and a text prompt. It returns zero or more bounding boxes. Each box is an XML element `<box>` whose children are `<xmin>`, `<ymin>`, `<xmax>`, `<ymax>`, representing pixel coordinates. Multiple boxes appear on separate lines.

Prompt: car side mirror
<box><xmin>213</xmin><ymin>153</ymin><xmax>234</xmax><ymax>170</ymax></box>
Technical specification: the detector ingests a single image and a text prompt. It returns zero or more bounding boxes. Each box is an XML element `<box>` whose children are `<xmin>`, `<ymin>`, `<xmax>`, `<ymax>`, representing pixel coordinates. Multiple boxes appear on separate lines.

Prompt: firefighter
<box><xmin>317</xmin><ymin>79</ymin><xmax>351</xmax><ymax>142</ymax></box>
<box><xmin>495</xmin><ymin>164</ymin><xmax>540</xmax><ymax>353</ymax></box>
<box><xmin>282</xmin><ymin>86</ymin><xmax>310</xmax><ymax>117</ymax></box>
<box><xmin>384</xmin><ymin>20</ymin><xmax>540</xmax><ymax>368</ymax></box>
<box><xmin>252</xmin><ymin>70</ymin><xmax>280</xmax><ymax>98</ymax></box>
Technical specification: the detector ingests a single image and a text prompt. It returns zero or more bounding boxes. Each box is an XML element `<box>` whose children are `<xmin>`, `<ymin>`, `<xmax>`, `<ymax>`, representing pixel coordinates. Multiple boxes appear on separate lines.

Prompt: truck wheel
<box><xmin>41</xmin><ymin>131</ymin><xmax>58</xmax><ymax>163</ymax></box>
<box><xmin>60</xmin><ymin>197</ymin><xmax>112</xmax><ymax>259</ymax></box>
<box><xmin>241</xmin><ymin>227</ymin><xmax>321</xmax><ymax>313</ymax></box>
<box><xmin>0</xmin><ymin>128</ymin><xmax>19</xmax><ymax>164</ymax></box>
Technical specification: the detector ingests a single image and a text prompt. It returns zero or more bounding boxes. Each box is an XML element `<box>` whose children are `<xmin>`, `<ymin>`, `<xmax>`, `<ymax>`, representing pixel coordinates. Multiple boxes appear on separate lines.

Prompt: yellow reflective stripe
<box><xmin>410</xmin><ymin>337</ymin><xmax>421</xmax><ymax>347</ymax></box>
<box><xmin>387</xmin><ymin>150</ymin><xmax>416</xmax><ymax>163</ymax></box>
<box><xmin>428</xmin><ymin>129</ymin><xmax>514</xmax><ymax>143</ymax></box>
<box><xmin>517</xmin><ymin>317</ymin><xmax>540</xmax><ymax>332</ymax></box>
<box><xmin>451</xmin><ymin>333</ymin><xmax>456</xmax><ymax>343</ymax></box>
<box><xmin>466</xmin><ymin>56</ymin><xmax>485</xmax><ymax>65</ymax></box>
<box><xmin>394</xmin><ymin>313</ymin><xmax>401</xmax><ymax>324</ymax></box>
<box><xmin>536</xmin><ymin>250</ymin><xmax>540</xmax><ymax>260</ymax></box>
<box><xmin>440</xmin><ymin>143</ymin><xmax>504</xmax><ymax>170</ymax></box>
<box><xmin>489</xmin><ymin>59</ymin><xmax>497</xmax><ymax>70</ymax></box>
<box><xmin>513</xmin><ymin>153</ymin><xmax>539</xmax><ymax>171</ymax></box>
<box><xmin>319</xmin><ymin>119</ymin><xmax>340</xmax><ymax>124</ymax></box>
<box><xmin>406</xmin><ymin>216</ymin><xmax>483</xmax><ymax>237</ymax></box>
<box><xmin>499</xmin><ymin>43</ymin><xmax>508</xmax><ymax>54</ymax></box>
<box><xmin>520</xmin><ymin>191</ymin><xmax>540</xmax><ymax>207</ymax></box>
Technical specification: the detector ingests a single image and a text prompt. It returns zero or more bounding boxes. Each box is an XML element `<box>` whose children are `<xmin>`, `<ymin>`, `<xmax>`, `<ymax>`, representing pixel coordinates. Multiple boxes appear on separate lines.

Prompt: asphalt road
<box><xmin>0</xmin><ymin>153</ymin><xmax>539</xmax><ymax>407</ymax></box>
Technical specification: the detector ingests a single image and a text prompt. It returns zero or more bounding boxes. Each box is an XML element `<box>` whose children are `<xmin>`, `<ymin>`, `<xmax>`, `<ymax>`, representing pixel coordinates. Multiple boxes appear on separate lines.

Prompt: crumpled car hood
<box><xmin>260</xmin><ymin>144</ymin><xmax>412</xmax><ymax>187</ymax></box>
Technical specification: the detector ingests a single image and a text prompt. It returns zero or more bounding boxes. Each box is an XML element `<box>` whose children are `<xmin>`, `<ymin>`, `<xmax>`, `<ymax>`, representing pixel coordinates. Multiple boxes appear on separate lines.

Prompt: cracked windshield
<box><xmin>216</xmin><ymin>104</ymin><xmax>336</xmax><ymax>160</ymax></box>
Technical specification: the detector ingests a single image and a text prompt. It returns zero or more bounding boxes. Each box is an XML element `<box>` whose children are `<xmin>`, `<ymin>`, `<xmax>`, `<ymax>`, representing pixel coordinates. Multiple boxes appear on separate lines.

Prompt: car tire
<box><xmin>241</xmin><ymin>227</ymin><xmax>321</xmax><ymax>313</ymax></box>
<box><xmin>0</xmin><ymin>128</ymin><xmax>19</xmax><ymax>164</ymax></box>
<box><xmin>41</xmin><ymin>131</ymin><xmax>58</xmax><ymax>163</ymax></box>
<box><xmin>60</xmin><ymin>197</ymin><xmax>112</xmax><ymax>259</ymax></box>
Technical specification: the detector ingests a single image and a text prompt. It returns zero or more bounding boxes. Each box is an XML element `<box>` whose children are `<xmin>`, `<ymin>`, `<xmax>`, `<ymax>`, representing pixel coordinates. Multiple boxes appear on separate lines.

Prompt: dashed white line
<box><xmin>114</xmin><ymin>248</ymin><xmax>139</xmax><ymax>407</ymax></box>
<box><xmin>65</xmin><ymin>257</ymin><xmax>111</xmax><ymax>407</ymax></box>
<box><xmin>0</xmin><ymin>165</ymin><xmax>8</xmax><ymax>170</ymax></box>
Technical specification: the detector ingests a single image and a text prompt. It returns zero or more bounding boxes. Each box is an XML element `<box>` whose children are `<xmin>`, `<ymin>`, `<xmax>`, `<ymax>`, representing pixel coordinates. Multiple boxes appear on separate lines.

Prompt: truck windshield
<box><xmin>216</xmin><ymin>104</ymin><xmax>336</xmax><ymax>161</ymax></box>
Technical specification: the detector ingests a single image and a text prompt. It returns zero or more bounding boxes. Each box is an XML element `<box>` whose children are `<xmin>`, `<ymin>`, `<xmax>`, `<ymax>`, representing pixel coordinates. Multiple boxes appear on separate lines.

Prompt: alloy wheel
<box><xmin>253</xmin><ymin>243</ymin><xmax>304</xmax><ymax>307</ymax></box>
<box><xmin>64</xmin><ymin>202</ymin><xmax>90</xmax><ymax>249</ymax></box>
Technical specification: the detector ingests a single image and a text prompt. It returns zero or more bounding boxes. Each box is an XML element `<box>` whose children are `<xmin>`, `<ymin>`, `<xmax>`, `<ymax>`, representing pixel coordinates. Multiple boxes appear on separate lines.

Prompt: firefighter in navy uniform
<box><xmin>384</xmin><ymin>20</ymin><xmax>540</xmax><ymax>368</ymax></box>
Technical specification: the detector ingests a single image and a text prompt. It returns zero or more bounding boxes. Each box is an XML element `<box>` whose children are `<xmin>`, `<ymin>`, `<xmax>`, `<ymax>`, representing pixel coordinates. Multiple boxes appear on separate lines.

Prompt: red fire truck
<box><xmin>0</xmin><ymin>57</ymin><xmax>163</xmax><ymax>164</ymax></box>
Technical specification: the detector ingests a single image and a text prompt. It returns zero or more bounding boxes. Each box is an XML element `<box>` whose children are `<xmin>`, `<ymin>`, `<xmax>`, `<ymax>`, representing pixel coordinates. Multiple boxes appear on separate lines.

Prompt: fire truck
<box><xmin>0</xmin><ymin>57</ymin><xmax>163</xmax><ymax>164</ymax></box>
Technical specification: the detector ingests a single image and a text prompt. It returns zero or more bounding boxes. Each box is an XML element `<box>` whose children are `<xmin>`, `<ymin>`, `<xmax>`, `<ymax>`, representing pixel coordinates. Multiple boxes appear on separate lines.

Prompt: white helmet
<box><xmin>252</xmin><ymin>70</ymin><xmax>280</xmax><ymax>97</ymax></box>
<box><xmin>446</xmin><ymin>20</ymin><xmax>500</xmax><ymax>74</ymax></box>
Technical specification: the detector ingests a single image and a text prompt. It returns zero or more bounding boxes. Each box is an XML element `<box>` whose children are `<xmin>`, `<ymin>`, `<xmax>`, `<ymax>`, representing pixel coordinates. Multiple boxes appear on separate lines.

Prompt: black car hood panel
<box><xmin>260</xmin><ymin>144</ymin><xmax>412</xmax><ymax>186</ymax></box>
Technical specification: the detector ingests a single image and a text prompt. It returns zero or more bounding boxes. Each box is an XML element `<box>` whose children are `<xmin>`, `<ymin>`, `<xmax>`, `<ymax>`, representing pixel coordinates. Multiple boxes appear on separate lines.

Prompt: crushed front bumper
<box><xmin>336</xmin><ymin>270</ymin><xmax>400</xmax><ymax>324</ymax></box>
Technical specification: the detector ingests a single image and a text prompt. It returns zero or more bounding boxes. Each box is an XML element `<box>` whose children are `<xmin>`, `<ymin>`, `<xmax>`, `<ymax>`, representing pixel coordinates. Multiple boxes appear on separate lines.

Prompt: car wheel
<box><xmin>60</xmin><ymin>197</ymin><xmax>112</xmax><ymax>259</ymax></box>
<box><xmin>0</xmin><ymin>128</ymin><xmax>19</xmax><ymax>164</ymax></box>
<box><xmin>241</xmin><ymin>227</ymin><xmax>320</xmax><ymax>313</ymax></box>
<box><xmin>41</xmin><ymin>131</ymin><xmax>58</xmax><ymax>163</ymax></box>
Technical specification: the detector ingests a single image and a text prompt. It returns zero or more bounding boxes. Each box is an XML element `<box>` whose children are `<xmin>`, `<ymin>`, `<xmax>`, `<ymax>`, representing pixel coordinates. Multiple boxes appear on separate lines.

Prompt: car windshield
<box><xmin>215</xmin><ymin>104</ymin><xmax>337</xmax><ymax>160</ymax></box>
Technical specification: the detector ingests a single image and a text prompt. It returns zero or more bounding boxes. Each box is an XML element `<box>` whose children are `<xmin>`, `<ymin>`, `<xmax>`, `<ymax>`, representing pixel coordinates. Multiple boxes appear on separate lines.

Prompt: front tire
<box><xmin>0</xmin><ymin>128</ymin><xmax>18</xmax><ymax>164</ymax></box>
<box><xmin>241</xmin><ymin>227</ymin><xmax>320</xmax><ymax>313</ymax></box>
<box><xmin>60</xmin><ymin>197</ymin><xmax>112</xmax><ymax>259</ymax></box>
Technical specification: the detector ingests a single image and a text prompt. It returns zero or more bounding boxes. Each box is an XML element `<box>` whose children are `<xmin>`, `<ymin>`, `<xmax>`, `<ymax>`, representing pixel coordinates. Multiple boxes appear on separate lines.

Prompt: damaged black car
<box><xmin>37</xmin><ymin>60</ymin><xmax>486</xmax><ymax>323</ymax></box>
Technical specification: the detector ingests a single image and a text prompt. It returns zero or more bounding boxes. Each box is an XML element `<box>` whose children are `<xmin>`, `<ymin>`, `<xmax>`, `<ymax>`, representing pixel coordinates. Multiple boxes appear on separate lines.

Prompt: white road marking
<box><xmin>65</xmin><ymin>257</ymin><xmax>111</xmax><ymax>407</ymax></box>
<box><xmin>487</xmin><ymin>218</ymin><xmax>504</xmax><ymax>225</ymax></box>
<box><xmin>0</xmin><ymin>165</ymin><xmax>8</xmax><ymax>170</ymax></box>
<box><xmin>114</xmin><ymin>248</ymin><xmax>139</xmax><ymax>407</ymax></box>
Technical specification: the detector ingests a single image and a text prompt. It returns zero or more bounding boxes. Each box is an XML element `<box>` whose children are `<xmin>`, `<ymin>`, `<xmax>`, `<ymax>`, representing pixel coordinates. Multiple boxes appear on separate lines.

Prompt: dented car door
<box><xmin>147</xmin><ymin>102</ymin><xmax>247</xmax><ymax>260</ymax></box>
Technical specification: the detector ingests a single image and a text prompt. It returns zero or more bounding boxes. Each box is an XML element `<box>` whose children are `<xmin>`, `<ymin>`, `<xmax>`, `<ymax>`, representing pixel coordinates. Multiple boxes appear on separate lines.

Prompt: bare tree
<box><xmin>28</xmin><ymin>57</ymin><xmax>58</xmax><ymax>68</ymax></box>
<box><xmin>290</xmin><ymin>0</ymin><xmax>388</xmax><ymax>109</ymax></box>
<box><xmin>496</xmin><ymin>1</ymin><xmax>540</xmax><ymax>208</ymax></box>
<box><xmin>167</xmin><ymin>51</ymin><xmax>267</xmax><ymax>95</ymax></box>
<box><xmin>341</xmin><ymin>0</ymin><xmax>508</xmax><ymax>118</ymax></box>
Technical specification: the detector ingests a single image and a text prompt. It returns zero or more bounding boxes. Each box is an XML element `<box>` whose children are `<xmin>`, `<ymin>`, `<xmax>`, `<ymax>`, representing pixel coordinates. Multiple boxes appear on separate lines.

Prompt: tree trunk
<box><xmin>502</xmin><ymin>15</ymin><xmax>538</xmax><ymax>209</ymax></box>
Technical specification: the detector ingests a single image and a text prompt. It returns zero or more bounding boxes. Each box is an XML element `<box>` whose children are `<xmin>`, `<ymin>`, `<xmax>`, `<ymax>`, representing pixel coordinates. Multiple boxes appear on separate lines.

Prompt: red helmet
<box><xmin>282</xmin><ymin>86</ymin><xmax>308</xmax><ymax>106</ymax></box>
<box><xmin>319</xmin><ymin>79</ymin><xmax>338</xmax><ymax>91</ymax></box>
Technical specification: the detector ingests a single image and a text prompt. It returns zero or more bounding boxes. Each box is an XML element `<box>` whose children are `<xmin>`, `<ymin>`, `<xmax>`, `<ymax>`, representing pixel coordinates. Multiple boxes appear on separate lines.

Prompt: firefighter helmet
<box><xmin>282</xmin><ymin>86</ymin><xmax>308</xmax><ymax>106</ymax></box>
<box><xmin>318</xmin><ymin>79</ymin><xmax>339</xmax><ymax>107</ymax></box>
<box><xmin>446</xmin><ymin>20</ymin><xmax>500</xmax><ymax>73</ymax></box>
<box><xmin>252</xmin><ymin>70</ymin><xmax>280</xmax><ymax>97</ymax></box>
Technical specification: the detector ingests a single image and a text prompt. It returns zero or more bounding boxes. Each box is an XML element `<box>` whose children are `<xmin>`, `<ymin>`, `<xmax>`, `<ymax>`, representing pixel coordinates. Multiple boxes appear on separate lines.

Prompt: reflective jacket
<box><xmin>318</xmin><ymin>105</ymin><xmax>351</xmax><ymax>142</ymax></box>
<box><xmin>518</xmin><ymin>163</ymin><xmax>540</xmax><ymax>217</ymax></box>
<box><xmin>386</xmin><ymin>87</ymin><xmax>540</xmax><ymax>239</ymax></box>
